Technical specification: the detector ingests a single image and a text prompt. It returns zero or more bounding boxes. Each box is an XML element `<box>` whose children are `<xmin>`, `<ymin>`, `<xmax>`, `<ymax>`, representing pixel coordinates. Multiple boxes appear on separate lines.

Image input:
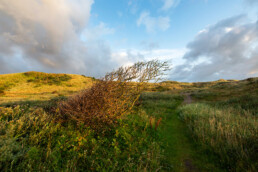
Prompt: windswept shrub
<box><xmin>57</xmin><ymin>60</ymin><xmax>169</xmax><ymax>132</ymax></box>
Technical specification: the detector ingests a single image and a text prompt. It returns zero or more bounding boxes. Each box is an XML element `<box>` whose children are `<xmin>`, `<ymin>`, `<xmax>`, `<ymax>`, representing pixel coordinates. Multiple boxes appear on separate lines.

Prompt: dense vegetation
<box><xmin>0</xmin><ymin>103</ymin><xmax>163</xmax><ymax>171</ymax></box>
<box><xmin>24</xmin><ymin>72</ymin><xmax>72</xmax><ymax>86</ymax></box>
<box><xmin>0</xmin><ymin>70</ymin><xmax>257</xmax><ymax>171</ymax></box>
<box><xmin>176</xmin><ymin>78</ymin><xmax>258</xmax><ymax>171</ymax></box>
<box><xmin>179</xmin><ymin>103</ymin><xmax>257</xmax><ymax>171</ymax></box>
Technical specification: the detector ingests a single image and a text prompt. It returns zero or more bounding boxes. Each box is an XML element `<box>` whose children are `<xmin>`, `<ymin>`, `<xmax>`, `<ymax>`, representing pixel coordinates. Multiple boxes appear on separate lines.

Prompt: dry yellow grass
<box><xmin>0</xmin><ymin>72</ymin><xmax>95</xmax><ymax>104</ymax></box>
<box><xmin>1</xmin><ymin>71</ymin><xmax>257</xmax><ymax>105</ymax></box>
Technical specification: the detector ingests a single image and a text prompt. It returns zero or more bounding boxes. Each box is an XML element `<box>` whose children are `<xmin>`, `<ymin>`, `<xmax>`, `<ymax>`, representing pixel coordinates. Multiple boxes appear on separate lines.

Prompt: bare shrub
<box><xmin>57</xmin><ymin>60</ymin><xmax>169</xmax><ymax>132</ymax></box>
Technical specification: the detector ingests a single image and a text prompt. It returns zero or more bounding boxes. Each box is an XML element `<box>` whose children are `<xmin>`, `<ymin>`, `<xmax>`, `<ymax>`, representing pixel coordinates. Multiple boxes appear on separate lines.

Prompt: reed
<box><xmin>179</xmin><ymin>103</ymin><xmax>258</xmax><ymax>171</ymax></box>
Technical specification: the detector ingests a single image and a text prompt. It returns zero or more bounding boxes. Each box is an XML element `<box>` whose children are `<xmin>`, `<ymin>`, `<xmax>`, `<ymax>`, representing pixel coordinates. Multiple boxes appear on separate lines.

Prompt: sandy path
<box><xmin>182</xmin><ymin>93</ymin><xmax>193</xmax><ymax>104</ymax></box>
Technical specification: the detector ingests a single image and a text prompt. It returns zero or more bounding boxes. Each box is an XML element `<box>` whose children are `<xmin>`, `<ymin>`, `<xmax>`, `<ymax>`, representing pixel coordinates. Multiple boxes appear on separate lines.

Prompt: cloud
<box><xmin>140</xmin><ymin>41</ymin><xmax>160</xmax><ymax>50</ymax></box>
<box><xmin>0</xmin><ymin>0</ymin><xmax>118</xmax><ymax>77</ymax></box>
<box><xmin>244</xmin><ymin>0</ymin><xmax>258</xmax><ymax>5</ymax></box>
<box><xmin>83</xmin><ymin>22</ymin><xmax>115</xmax><ymax>40</ymax></box>
<box><xmin>112</xmin><ymin>48</ymin><xmax>186</xmax><ymax>68</ymax></box>
<box><xmin>127</xmin><ymin>0</ymin><xmax>139</xmax><ymax>14</ymax></box>
<box><xmin>170</xmin><ymin>15</ymin><xmax>258</xmax><ymax>82</ymax></box>
<box><xmin>161</xmin><ymin>0</ymin><xmax>181</xmax><ymax>11</ymax></box>
<box><xmin>137</xmin><ymin>11</ymin><xmax>170</xmax><ymax>33</ymax></box>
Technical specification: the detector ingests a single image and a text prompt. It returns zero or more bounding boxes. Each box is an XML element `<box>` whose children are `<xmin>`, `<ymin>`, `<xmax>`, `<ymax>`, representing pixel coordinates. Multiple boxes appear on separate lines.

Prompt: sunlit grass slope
<box><xmin>1</xmin><ymin>71</ymin><xmax>257</xmax><ymax>105</ymax></box>
<box><xmin>153</xmin><ymin>77</ymin><xmax>258</xmax><ymax>101</ymax></box>
<box><xmin>0</xmin><ymin>71</ymin><xmax>95</xmax><ymax>104</ymax></box>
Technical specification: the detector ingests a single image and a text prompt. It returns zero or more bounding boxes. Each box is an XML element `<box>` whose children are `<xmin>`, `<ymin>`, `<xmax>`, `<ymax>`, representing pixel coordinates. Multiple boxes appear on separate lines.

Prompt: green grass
<box><xmin>140</xmin><ymin>92</ymin><xmax>222</xmax><ymax>171</ymax></box>
<box><xmin>214</xmin><ymin>95</ymin><xmax>258</xmax><ymax>116</ymax></box>
<box><xmin>0</xmin><ymin>103</ymin><xmax>163</xmax><ymax>171</ymax></box>
<box><xmin>1</xmin><ymin>72</ymin><xmax>257</xmax><ymax>171</ymax></box>
<box><xmin>178</xmin><ymin>103</ymin><xmax>257</xmax><ymax>171</ymax></box>
<box><xmin>24</xmin><ymin>72</ymin><xmax>72</xmax><ymax>85</ymax></box>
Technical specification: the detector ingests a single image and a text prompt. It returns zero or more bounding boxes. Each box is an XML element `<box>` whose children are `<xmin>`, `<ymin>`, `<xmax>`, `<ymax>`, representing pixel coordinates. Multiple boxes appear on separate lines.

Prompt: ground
<box><xmin>0</xmin><ymin>72</ymin><xmax>257</xmax><ymax>171</ymax></box>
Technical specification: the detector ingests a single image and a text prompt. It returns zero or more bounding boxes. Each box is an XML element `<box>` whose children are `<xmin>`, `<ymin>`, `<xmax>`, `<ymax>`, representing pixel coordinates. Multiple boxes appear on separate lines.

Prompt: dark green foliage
<box><xmin>152</xmin><ymin>85</ymin><xmax>170</xmax><ymax>92</ymax></box>
<box><xmin>191</xmin><ymin>92</ymin><xmax>221</xmax><ymax>101</ymax></box>
<box><xmin>0</xmin><ymin>82</ymin><xmax>15</xmax><ymax>95</ymax></box>
<box><xmin>24</xmin><ymin>72</ymin><xmax>71</xmax><ymax>85</ymax></box>
<box><xmin>246</xmin><ymin>77</ymin><xmax>256</xmax><ymax>82</ymax></box>
<box><xmin>215</xmin><ymin>95</ymin><xmax>258</xmax><ymax>116</ymax></box>
<box><xmin>161</xmin><ymin>81</ymin><xmax>179</xmax><ymax>84</ymax></box>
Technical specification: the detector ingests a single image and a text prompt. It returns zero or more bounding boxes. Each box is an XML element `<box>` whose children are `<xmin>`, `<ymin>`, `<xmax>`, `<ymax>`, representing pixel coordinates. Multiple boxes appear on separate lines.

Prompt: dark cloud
<box><xmin>0</xmin><ymin>0</ymin><xmax>118</xmax><ymax>77</ymax></box>
<box><xmin>170</xmin><ymin>15</ymin><xmax>258</xmax><ymax>82</ymax></box>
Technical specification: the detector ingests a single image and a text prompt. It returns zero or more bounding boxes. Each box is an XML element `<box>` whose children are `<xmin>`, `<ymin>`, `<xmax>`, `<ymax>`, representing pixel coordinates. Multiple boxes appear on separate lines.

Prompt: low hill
<box><xmin>0</xmin><ymin>71</ymin><xmax>95</xmax><ymax>104</ymax></box>
<box><xmin>155</xmin><ymin>77</ymin><xmax>258</xmax><ymax>98</ymax></box>
<box><xmin>1</xmin><ymin>71</ymin><xmax>257</xmax><ymax>104</ymax></box>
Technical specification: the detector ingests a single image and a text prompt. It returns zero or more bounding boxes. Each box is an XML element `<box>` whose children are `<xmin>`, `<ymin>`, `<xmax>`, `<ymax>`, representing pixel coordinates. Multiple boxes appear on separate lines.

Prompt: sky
<box><xmin>0</xmin><ymin>0</ymin><xmax>257</xmax><ymax>82</ymax></box>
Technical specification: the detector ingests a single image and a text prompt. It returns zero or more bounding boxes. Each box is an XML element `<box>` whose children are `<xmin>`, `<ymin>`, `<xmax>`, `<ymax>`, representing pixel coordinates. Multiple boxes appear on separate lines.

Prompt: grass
<box><xmin>214</xmin><ymin>95</ymin><xmax>258</xmax><ymax>116</ymax></box>
<box><xmin>140</xmin><ymin>92</ymin><xmax>223</xmax><ymax>171</ymax></box>
<box><xmin>0</xmin><ymin>72</ymin><xmax>257</xmax><ymax>171</ymax></box>
<box><xmin>178</xmin><ymin>103</ymin><xmax>257</xmax><ymax>171</ymax></box>
<box><xmin>0</xmin><ymin>102</ymin><xmax>164</xmax><ymax>171</ymax></box>
<box><xmin>173</xmin><ymin>77</ymin><xmax>258</xmax><ymax>171</ymax></box>
<box><xmin>140</xmin><ymin>76</ymin><xmax>258</xmax><ymax>171</ymax></box>
<box><xmin>24</xmin><ymin>72</ymin><xmax>72</xmax><ymax>85</ymax></box>
<box><xmin>0</xmin><ymin>72</ymin><xmax>94</xmax><ymax>104</ymax></box>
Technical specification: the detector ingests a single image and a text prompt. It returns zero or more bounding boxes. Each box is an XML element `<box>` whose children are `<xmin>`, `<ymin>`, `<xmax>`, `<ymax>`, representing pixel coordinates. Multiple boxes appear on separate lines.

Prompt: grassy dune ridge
<box><xmin>0</xmin><ymin>72</ymin><xmax>95</xmax><ymax>104</ymax></box>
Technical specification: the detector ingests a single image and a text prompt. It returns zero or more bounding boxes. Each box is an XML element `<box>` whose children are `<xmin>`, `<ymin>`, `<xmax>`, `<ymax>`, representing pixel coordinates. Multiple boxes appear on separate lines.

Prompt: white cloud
<box><xmin>137</xmin><ymin>11</ymin><xmax>170</xmax><ymax>33</ymax></box>
<box><xmin>112</xmin><ymin>48</ymin><xmax>186</xmax><ymax>68</ymax></box>
<box><xmin>170</xmin><ymin>15</ymin><xmax>258</xmax><ymax>82</ymax></box>
<box><xmin>161</xmin><ymin>0</ymin><xmax>181</xmax><ymax>11</ymax></box>
<box><xmin>0</xmin><ymin>0</ymin><xmax>118</xmax><ymax>77</ymax></box>
<box><xmin>83</xmin><ymin>22</ymin><xmax>115</xmax><ymax>40</ymax></box>
<box><xmin>128</xmin><ymin>0</ymin><xmax>133</xmax><ymax>6</ymax></box>
<box><xmin>117</xmin><ymin>11</ymin><xmax>123</xmax><ymax>18</ymax></box>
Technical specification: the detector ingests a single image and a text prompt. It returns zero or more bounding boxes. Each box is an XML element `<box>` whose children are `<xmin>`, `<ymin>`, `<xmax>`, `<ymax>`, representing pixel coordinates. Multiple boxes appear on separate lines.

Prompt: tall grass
<box><xmin>178</xmin><ymin>103</ymin><xmax>258</xmax><ymax>171</ymax></box>
<box><xmin>0</xmin><ymin>105</ymin><xmax>164</xmax><ymax>171</ymax></box>
<box><xmin>215</xmin><ymin>95</ymin><xmax>258</xmax><ymax>116</ymax></box>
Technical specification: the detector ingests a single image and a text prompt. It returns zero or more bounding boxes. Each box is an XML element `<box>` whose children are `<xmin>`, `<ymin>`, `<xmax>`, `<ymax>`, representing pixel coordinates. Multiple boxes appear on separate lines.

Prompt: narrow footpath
<box><xmin>142</xmin><ymin>93</ymin><xmax>221</xmax><ymax>172</ymax></box>
<box><xmin>162</xmin><ymin>93</ymin><xmax>221</xmax><ymax>172</ymax></box>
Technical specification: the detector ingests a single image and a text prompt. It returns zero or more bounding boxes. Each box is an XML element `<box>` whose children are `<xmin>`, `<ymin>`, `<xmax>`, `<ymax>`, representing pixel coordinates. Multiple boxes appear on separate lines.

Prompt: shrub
<box><xmin>57</xmin><ymin>60</ymin><xmax>169</xmax><ymax>132</ymax></box>
<box><xmin>24</xmin><ymin>71</ymin><xmax>71</xmax><ymax>85</ymax></box>
<box><xmin>0</xmin><ymin>90</ymin><xmax>4</xmax><ymax>96</ymax></box>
